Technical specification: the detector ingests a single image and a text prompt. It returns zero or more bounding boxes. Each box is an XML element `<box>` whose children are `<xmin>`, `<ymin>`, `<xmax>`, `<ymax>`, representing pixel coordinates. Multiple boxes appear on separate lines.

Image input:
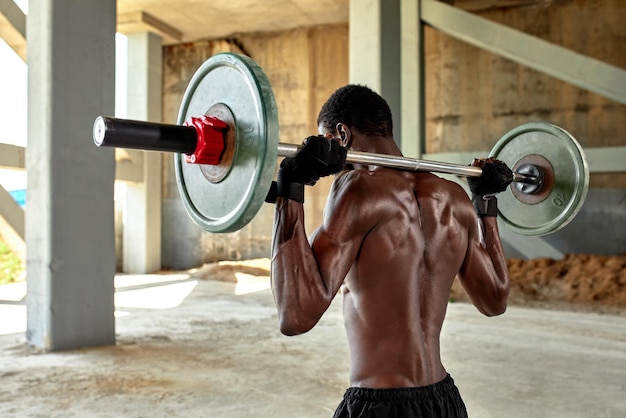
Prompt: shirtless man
<box><xmin>269</xmin><ymin>85</ymin><xmax>512</xmax><ymax>417</ymax></box>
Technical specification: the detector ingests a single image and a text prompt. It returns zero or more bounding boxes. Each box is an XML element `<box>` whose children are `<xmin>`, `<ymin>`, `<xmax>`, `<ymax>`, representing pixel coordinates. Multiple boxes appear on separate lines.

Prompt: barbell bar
<box><xmin>93</xmin><ymin>116</ymin><xmax>539</xmax><ymax>184</ymax></box>
<box><xmin>93</xmin><ymin>53</ymin><xmax>589</xmax><ymax>236</ymax></box>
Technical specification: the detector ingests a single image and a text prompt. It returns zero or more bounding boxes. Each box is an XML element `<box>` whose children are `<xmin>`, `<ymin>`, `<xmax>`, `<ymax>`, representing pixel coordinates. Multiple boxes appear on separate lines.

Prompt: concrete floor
<box><xmin>0</xmin><ymin>270</ymin><xmax>625</xmax><ymax>418</ymax></box>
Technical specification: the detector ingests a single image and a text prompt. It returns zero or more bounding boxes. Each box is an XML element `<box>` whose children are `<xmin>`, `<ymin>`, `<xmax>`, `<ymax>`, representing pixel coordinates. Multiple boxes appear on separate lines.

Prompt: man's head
<box><xmin>317</xmin><ymin>85</ymin><xmax>393</xmax><ymax>142</ymax></box>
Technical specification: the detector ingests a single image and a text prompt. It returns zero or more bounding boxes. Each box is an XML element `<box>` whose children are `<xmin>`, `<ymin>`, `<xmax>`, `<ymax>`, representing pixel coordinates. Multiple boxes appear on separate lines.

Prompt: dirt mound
<box><xmin>451</xmin><ymin>254</ymin><xmax>626</xmax><ymax>315</ymax></box>
<box><xmin>189</xmin><ymin>258</ymin><xmax>270</xmax><ymax>283</ymax></box>
<box><xmin>194</xmin><ymin>255</ymin><xmax>626</xmax><ymax>316</ymax></box>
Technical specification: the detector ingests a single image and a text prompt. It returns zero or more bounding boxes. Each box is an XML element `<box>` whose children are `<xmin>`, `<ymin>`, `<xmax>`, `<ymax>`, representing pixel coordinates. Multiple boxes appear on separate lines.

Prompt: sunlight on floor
<box><xmin>0</xmin><ymin>270</ymin><xmax>272</xmax><ymax>335</ymax></box>
<box><xmin>115</xmin><ymin>279</ymin><xmax>198</xmax><ymax>310</ymax></box>
<box><xmin>234</xmin><ymin>272</ymin><xmax>271</xmax><ymax>295</ymax></box>
<box><xmin>0</xmin><ymin>282</ymin><xmax>27</xmax><ymax>335</ymax></box>
<box><xmin>114</xmin><ymin>273</ymin><xmax>191</xmax><ymax>289</ymax></box>
<box><xmin>0</xmin><ymin>305</ymin><xmax>26</xmax><ymax>335</ymax></box>
<box><xmin>0</xmin><ymin>281</ymin><xmax>26</xmax><ymax>302</ymax></box>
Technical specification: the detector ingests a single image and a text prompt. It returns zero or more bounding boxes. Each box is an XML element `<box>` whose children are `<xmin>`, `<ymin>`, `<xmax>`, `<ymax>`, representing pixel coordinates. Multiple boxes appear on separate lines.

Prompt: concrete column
<box><xmin>349</xmin><ymin>0</ymin><xmax>425</xmax><ymax>155</ymax></box>
<box><xmin>123</xmin><ymin>32</ymin><xmax>163</xmax><ymax>273</ymax></box>
<box><xmin>349</xmin><ymin>0</ymin><xmax>402</xmax><ymax>143</ymax></box>
<box><xmin>26</xmin><ymin>0</ymin><xmax>116</xmax><ymax>350</ymax></box>
<box><xmin>400</xmin><ymin>0</ymin><xmax>425</xmax><ymax>158</ymax></box>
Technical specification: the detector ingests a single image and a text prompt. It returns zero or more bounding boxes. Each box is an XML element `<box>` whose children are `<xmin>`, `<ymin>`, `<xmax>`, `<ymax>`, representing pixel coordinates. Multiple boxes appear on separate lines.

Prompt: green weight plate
<box><xmin>489</xmin><ymin>122</ymin><xmax>589</xmax><ymax>236</ymax></box>
<box><xmin>175</xmin><ymin>53</ymin><xmax>279</xmax><ymax>233</ymax></box>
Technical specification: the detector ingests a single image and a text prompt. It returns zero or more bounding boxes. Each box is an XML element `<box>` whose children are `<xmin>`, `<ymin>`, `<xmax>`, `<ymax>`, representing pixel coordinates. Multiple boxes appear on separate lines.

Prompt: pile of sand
<box><xmin>451</xmin><ymin>254</ymin><xmax>626</xmax><ymax>315</ymax></box>
<box><xmin>193</xmin><ymin>254</ymin><xmax>626</xmax><ymax>315</ymax></box>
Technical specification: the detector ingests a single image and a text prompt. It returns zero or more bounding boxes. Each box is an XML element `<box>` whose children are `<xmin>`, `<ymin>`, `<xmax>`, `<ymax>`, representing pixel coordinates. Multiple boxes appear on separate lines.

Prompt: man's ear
<box><xmin>336</xmin><ymin>123</ymin><xmax>351</xmax><ymax>147</ymax></box>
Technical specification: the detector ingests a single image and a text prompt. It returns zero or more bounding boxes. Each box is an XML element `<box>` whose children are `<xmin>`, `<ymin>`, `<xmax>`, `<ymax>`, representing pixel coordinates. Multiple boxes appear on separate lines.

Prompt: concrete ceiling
<box><xmin>0</xmin><ymin>0</ymin><xmax>349</xmax><ymax>60</ymax></box>
<box><xmin>117</xmin><ymin>0</ymin><xmax>350</xmax><ymax>45</ymax></box>
<box><xmin>0</xmin><ymin>0</ymin><xmax>545</xmax><ymax>60</ymax></box>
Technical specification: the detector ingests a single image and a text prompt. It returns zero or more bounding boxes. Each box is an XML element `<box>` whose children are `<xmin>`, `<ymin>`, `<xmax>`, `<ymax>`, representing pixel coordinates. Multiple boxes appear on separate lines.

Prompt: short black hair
<box><xmin>317</xmin><ymin>85</ymin><xmax>393</xmax><ymax>137</ymax></box>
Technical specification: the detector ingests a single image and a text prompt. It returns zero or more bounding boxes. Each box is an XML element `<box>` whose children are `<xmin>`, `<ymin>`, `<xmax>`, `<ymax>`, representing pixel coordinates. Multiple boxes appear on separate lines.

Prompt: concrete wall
<box><xmin>159</xmin><ymin>1</ymin><xmax>625</xmax><ymax>268</ymax></box>
<box><xmin>424</xmin><ymin>0</ymin><xmax>625</xmax><ymax>256</ymax></box>
<box><xmin>161</xmin><ymin>26</ymin><xmax>348</xmax><ymax>268</ymax></box>
<box><xmin>425</xmin><ymin>0</ymin><xmax>626</xmax><ymax>189</ymax></box>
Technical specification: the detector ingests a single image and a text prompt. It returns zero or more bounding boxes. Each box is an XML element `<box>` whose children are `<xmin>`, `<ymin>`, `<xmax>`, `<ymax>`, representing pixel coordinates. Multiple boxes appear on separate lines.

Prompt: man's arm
<box><xmin>269</xmin><ymin>137</ymin><xmax>353</xmax><ymax>335</ymax></box>
<box><xmin>457</xmin><ymin>158</ymin><xmax>513</xmax><ymax>316</ymax></box>
<box><xmin>458</xmin><ymin>212</ymin><xmax>510</xmax><ymax>316</ymax></box>
<box><xmin>271</xmin><ymin>197</ymin><xmax>334</xmax><ymax>335</ymax></box>
<box><xmin>271</xmin><ymin>170</ymin><xmax>371</xmax><ymax>335</ymax></box>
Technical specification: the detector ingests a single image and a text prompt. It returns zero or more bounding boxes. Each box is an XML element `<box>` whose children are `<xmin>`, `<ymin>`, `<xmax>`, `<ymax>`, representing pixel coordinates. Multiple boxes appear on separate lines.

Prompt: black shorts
<box><xmin>333</xmin><ymin>374</ymin><xmax>468</xmax><ymax>418</ymax></box>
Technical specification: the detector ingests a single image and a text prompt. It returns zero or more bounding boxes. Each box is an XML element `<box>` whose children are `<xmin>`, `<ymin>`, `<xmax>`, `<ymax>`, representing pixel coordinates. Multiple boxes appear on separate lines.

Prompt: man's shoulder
<box><xmin>333</xmin><ymin>169</ymin><xmax>469</xmax><ymax>197</ymax></box>
<box><xmin>409</xmin><ymin>174</ymin><xmax>476</xmax><ymax>218</ymax></box>
<box><xmin>332</xmin><ymin>168</ymin><xmax>375</xmax><ymax>192</ymax></box>
<box><xmin>416</xmin><ymin>172</ymin><xmax>470</xmax><ymax>196</ymax></box>
<box><xmin>327</xmin><ymin>169</ymin><xmax>405</xmax><ymax>214</ymax></box>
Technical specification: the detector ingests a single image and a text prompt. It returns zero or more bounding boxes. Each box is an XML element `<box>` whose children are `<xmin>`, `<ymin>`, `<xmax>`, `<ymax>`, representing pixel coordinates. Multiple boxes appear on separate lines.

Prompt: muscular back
<box><xmin>322</xmin><ymin>168</ymin><xmax>476</xmax><ymax>388</ymax></box>
<box><xmin>272</xmin><ymin>163</ymin><xmax>508</xmax><ymax>389</ymax></box>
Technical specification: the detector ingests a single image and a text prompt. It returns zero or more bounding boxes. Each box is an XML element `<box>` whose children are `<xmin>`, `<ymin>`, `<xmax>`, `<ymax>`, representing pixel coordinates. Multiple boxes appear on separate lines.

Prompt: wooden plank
<box><xmin>0</xmin><ymin>184</ymin><xmax>24</xmax><ymax>239</ymax></box>
<box><xmin>118</xmin><ymin>11</ymin><xmax>183</xmax><ymax>43</ymax></box>
<box><xmin>0</xmin><ymin>0</ymin><xmax>25</xmax><ymax>36</ymax></box>
<box><xmin>115</xmin><ymin>159</ymin><xmax>144</xmax><ymax>183</ymax></box>
<box><xmin>0</xmin><ymin>143</ymin><xmax>25</xmax><ymax>169</ymax></box>
<box><xmin>0</xmin><ymin>0</ymin><xmax>26</xmax><ymax>61</ymax></box>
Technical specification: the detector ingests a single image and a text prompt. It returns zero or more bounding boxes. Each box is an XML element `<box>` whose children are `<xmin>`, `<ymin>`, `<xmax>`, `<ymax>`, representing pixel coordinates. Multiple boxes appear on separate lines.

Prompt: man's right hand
<box><xmin>467</xmin><ymin>158</ymin><xmax>513</xmax><ymax>196</ymax></box>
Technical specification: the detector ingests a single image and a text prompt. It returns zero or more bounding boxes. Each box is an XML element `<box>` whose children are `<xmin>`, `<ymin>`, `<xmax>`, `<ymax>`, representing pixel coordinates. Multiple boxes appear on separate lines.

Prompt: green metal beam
<box><xmin>421</xmin><ymin>0</ymin><xmax>626</xmax><ymax>105</ymax></box>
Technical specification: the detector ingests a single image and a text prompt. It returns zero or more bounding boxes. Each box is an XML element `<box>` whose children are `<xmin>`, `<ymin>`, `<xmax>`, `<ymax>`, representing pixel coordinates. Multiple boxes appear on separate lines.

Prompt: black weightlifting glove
<box><xmin>467</xmin><ymin>158</ymin><xmax>513</xmax><ymax>217</ymax></box>
<box><xmin>467</xmin><ymin>159</ymin><xmax>513</xmax><ymax>195</ymax></box>
<box><xmin>284</xmin><ymin>135</ymin><xmax>347</xmax><ymax>185</ymax></box>
<box><xmin>265</xmin><ymin>136</ymin><xmax>347</xmax><ymax>204</ymax></box>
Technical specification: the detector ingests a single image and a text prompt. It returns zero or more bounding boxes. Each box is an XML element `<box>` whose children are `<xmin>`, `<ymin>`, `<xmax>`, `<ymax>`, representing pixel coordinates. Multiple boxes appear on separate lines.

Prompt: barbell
<box><xmin>93</xmin><ymin>53</ymin><xmax>589</xmax><ymax>236</ymax></box>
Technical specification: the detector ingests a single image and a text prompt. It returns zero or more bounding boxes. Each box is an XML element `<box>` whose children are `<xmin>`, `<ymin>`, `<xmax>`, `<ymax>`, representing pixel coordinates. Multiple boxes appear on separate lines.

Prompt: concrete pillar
<box><xmin>349</xmin><ymin>0</ymin><xmax>425</xmax><ymax>156</ymax></box>
<box><xmin>349</xmin><ymin>0</ymin><xmax>402</xmax><ymax>143</ymax></box>
<box><xmin>400</xmin><ymin>0</ymin><xmax>425</xmax><ymax>158</ymax></box>
<box><xmin>123</xmin><ymin>32</ymin><xmax>163</xmax><ymax>273</ymax></box>
<box><xmin>26</xmin><ymin>0</ymin><xmax>116</xmax><ymax>350</ymax></box>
